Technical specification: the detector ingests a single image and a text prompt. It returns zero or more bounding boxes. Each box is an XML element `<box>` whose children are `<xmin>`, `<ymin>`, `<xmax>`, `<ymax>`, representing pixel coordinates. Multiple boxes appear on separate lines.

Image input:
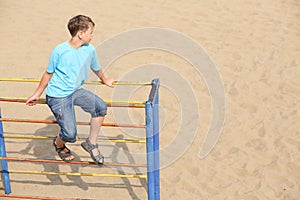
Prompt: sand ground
<box><xmin>0</xmin><ymin>0</ymin><xmax>299</xmax><ymax>199</ymax></box>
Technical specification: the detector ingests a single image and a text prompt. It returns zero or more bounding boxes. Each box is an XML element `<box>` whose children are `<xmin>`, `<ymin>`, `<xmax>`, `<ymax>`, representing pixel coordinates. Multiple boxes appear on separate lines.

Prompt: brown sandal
<box><xmin>53</xmin><ymin>138</ymin><xmax>74</xmax><ymax>162</ymax></box>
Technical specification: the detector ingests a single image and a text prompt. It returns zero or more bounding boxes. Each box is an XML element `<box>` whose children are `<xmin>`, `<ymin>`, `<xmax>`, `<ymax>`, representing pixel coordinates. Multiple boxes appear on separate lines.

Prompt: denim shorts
<box><xmin>46</xmin><ymin>88</ymin><xmax>107</xmax><ymax>143</ymax></box>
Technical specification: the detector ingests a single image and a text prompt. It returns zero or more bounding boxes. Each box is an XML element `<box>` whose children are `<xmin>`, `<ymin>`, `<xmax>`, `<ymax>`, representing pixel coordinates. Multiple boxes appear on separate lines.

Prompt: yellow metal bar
<box><xmin>0</xmin><ymin>157</ymin><xmax>146</xmax><ymax>168</ymax></box>
<box><xmin>0</xmin><ymin>78</ymin><xmax>40</xmax><ymax>83</ymax></box>
<box><xmin>3</xmin><ymin>134</ymin><xmax>146</xmax><ymax>143</ymax></box>
<box><xmin>0</xmin><ymin>97</ymin><xmax>145</xmax><ymax>106</ymax></box>
<box><xmin>104</xmin><ymin>100</ymin><xmax>145</xmax><ymax>105</ymax></box>
<box><xmin>86</xmin><ymin>80</ymin><xmax>152</xmax><ymax>86</ymax></box>
<box><xmin>0</xmin><ymin>78</ymin><xmax>151</xmax><ymax>86</ymax></box>
<box><xmin>5</xmin><ymin>170</ymin><xmax>147</xmax><ymax>179</ymax></box>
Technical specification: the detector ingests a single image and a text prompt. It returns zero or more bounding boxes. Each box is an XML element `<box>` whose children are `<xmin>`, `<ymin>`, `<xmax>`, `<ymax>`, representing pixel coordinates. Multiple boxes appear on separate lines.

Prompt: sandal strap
<box><xmin>84</xmin><ymin>138</ymin><xmax>99</xmax><ymax>151</ymax></box>
<box><xmin>56</xmin><ymin>145</ymin><xmax>70</xmax><ymax>154</ymax></box>
<box><xmin>53</xmin><ymin>137</ymin><xmax>71</xmax><ymax>153</ymax></box>
<box><xmin>94</xmin><ymin>153</ymin><xmax>104</xmax><ymax>159</ymax></box>
<box><xmin>59</xmin><ymin>148</ymin><xmax>72</xmax><ymax>158</ymax></box>
<box><xmin>93</xmin><ymin>153</ymin><xmax>104</xmax><ymax>164</ymax></box>
<box><xmin>53</xmin><ymin>138</ymin><xmax>68</xmax><ymax>153</ymax></box>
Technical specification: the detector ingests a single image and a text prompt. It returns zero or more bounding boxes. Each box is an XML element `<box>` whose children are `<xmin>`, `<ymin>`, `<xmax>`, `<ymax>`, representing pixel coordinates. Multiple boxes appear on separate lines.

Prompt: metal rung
<box><xmin>0</xmin><ymin>157</ymin><xmax>146</xmax><ymax>168</ymax></box>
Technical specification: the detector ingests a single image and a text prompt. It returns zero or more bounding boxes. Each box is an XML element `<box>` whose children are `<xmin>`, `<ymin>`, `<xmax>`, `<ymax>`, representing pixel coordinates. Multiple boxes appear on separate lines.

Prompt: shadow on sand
<box><xmin>3</xmin><ymin>116</ymin><xmax>147</xmax><ymax>199</ymax></box>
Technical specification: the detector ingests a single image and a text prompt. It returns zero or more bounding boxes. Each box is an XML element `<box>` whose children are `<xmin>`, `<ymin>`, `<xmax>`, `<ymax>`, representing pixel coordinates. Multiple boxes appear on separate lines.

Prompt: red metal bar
<box><xmin>0</xmin><ymin>118</ymin><xmax>145</xmax><ymax>128</ymax></box>
<box><xmin>0</xmin><ymin>194</ymin><xmax>76</xmax><ymax>200</ymax></box>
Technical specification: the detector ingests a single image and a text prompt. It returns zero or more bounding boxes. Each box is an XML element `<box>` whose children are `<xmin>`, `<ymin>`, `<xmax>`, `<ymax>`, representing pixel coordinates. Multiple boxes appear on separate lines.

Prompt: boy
<box><xmin>26</xmin><ymin>15</ymin><xmax>114</xmax><ymax>166</ymax></box>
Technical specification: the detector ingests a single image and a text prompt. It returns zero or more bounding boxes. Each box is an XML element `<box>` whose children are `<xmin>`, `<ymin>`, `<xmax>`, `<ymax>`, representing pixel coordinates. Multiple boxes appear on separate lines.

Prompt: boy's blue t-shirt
<box><xmin>46</xmin><ymin>41</ymin><xmax>101</xmax><ymax>97</ymax></box>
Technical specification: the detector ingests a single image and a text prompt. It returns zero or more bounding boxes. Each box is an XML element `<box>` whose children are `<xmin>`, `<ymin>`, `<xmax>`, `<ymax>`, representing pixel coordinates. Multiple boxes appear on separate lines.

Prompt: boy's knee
<box><xmin>60</xmin><ymin>127</ymin><xmax>77</xmax><ymax>143</ymax></box>
<box><xmin>93</xmin><ymin>102</ymin><xmax>107</xmax><ymax>117</ymax></box>
<box><xmin>97</xmin><ymin>106</ymin><xmax>107</xmax><ymax>116</ymax></box>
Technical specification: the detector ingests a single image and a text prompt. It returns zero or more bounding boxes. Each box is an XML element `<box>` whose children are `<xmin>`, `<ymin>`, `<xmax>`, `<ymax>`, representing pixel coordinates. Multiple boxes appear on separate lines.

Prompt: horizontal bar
<box><xmin>0</xmin><ymin>78</ymin><xmax>152</xmax><ymax>86</ymax></box>
<box><xmin>0</xmin><ymin>194</ymin><xmax>76</xmax><ymax>200</ymax></box>
<box><xmin>0</xmin><ymin>157</ymin><xmax>146</xmax><ymax>168</ymax></box>
<box><xmin>0</xmin><ymin>118</ymin><xmax>145</xmax><ymax>128</ymax></box>
<box><xmin>2</xmin><ymin>134</ymin><xmax>146</xmax><ymax>143</ymax></box>
<box><xmin>0</xmin><ymin>97</ymin><xmax>145</xmax><ymax>108</ymax></box>
<box><xmin>86</xmin><ymin>80</ymin><xmax>151</xmax><ymax>86</ymax></box>
<box><xmin>1</xmin><ymin>169</ymin><xmax>147</xmax><ymax>179</ymax></box>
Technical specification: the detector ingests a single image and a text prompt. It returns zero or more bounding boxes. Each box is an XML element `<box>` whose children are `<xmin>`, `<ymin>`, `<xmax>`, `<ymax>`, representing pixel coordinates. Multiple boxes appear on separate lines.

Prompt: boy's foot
<box><xmin>81</xmin><ymin>138</ymin><xmax>104</xmax><ymax>166</ymax></box>
<box><xmin>53</xmin><ymin>137</ymin><xmax>74</xmax><ymax>162</ymax></box>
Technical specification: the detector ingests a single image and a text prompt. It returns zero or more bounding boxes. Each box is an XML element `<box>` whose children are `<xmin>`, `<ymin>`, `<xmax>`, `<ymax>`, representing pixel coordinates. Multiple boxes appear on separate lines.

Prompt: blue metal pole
<box><xmin>146</xmin><ymin>102</ymin><xmax>155</xmax><ymax>200</ymax></box>
<box><xmin>153</xmin><ymin>80</ymin><xmax>160</xmax><ymax>200</ymax></box>
<box><xmin>0</xmin><ymin>108</ymin><xmax>11</xmax><ymax>194</ymax></box>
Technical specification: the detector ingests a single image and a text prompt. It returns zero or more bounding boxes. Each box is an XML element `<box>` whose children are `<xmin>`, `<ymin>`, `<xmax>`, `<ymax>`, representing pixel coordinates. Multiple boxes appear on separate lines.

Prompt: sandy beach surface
<box><xmin>0</xmin><ymin>0</ymin><xmax>299</xmax><ymax>199</ymax></box>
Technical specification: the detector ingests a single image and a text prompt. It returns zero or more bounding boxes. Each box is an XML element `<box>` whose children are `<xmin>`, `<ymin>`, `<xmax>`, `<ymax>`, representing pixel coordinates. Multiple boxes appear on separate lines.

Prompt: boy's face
<box><xmin>79</xmin><ymin>25</ymin><xmax>94</xmax><ymax>44</ymax></box>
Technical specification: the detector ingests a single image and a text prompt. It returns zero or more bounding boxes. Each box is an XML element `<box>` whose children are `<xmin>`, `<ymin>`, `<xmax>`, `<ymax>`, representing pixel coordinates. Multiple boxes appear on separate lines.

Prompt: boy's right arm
<box><xmin>26</xmin><ymin>71</ymin><xmax>53</xmax><ymax>106</ymax></box>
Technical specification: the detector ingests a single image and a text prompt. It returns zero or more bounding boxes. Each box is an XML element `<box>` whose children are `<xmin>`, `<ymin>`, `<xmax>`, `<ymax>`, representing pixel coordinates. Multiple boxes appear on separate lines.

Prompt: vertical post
<box><xmin>0</xmin><ymin>108</ymin><xmax>11</xmax><ymax>194</ymax></box>
<box><xmin>153</xmin><ymin>80</ymin><xmax>160</xmax><ymax>200</ymax></box>
<box><xmin>146</xmin><ymin>78</ymin><xmax>160</xmax><ymax>200</ymax></box>
<box><xmin>146</xmin><ymin>102</ymin><xmax>155</xmax><ymax>200</ymax></box>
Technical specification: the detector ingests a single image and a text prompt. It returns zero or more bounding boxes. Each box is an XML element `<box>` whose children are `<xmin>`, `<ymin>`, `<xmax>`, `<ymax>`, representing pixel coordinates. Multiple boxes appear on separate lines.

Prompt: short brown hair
<box><xmin>67</xmin><ymin>15</ymin><xmax>95</xmax><ymax>37</ymax></box>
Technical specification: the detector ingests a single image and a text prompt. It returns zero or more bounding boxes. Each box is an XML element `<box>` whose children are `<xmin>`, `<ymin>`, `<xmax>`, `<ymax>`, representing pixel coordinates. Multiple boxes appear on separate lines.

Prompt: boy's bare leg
<box><xmin>89</xmin><ymin>116</ymin><xmax>104</xmax><ymax>154</ymax></box>
<box><xmin>54</xmin><ymin>136</ymin><xmax>74</xmax><ymax>161</ymax></box>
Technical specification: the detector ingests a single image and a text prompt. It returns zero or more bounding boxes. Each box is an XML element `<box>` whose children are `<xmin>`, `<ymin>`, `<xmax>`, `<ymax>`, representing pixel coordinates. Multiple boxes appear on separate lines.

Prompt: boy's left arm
<box><xmin>93</xmin><ymin>69</ymin><xmax>114</xmax><ymax>87</ymax></box>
